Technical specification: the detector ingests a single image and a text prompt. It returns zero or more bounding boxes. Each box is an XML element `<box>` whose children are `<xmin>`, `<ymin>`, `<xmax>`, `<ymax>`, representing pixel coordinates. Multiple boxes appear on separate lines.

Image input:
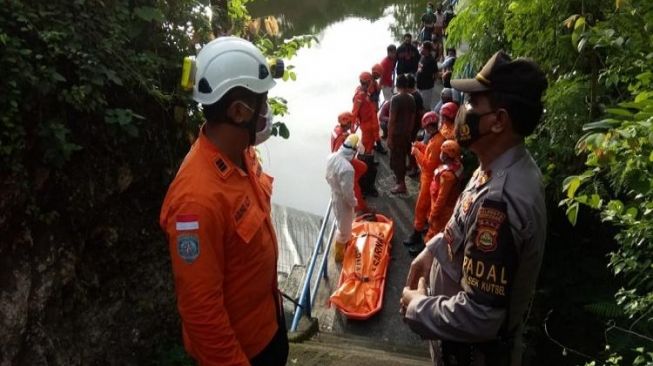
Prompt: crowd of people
<box><xmin>326</xmin><ymin>3</ymin><xmax>462</xmax><ymax>261</ymax></box>
<box><xmin>160</xmin><ymin>3</ymin><xmax>550</xmax><ymax>362</ymax></box>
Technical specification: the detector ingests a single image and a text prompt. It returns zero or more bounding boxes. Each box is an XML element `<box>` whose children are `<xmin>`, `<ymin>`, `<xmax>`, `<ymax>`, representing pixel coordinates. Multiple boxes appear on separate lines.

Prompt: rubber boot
<box><xmin>374</xmin><ymin>140</ymin><xmax>387</xmax><ymax>155</ymax></box>
<box><xmin>358</xmin><ymin>154</ymin><xmax>378</xmax><ymax>197</ymax></box>
<box><xmin>333</xmin><ymin>240</ymin><xmax>346</xmax><ymax>263</ymax></box>
<box><xmin>403</xmin><ymin>229</ymin><xmax>424</xmax><ymax>247</ymax></box>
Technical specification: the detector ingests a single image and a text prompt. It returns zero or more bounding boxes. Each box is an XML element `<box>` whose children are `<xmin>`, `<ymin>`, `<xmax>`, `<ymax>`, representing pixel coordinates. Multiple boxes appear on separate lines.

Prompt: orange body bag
<box><xmin>329</xmin><ymin>214</ymin><xmax>394</xmax><ymax>320</ymax></box>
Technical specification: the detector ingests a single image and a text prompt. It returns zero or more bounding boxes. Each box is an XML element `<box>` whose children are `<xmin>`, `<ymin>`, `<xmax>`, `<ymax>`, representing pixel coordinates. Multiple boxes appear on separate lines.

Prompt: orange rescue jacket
<box><xmin>429</xmin><ymin>162</ymin><xmax>463</xmax><ymax>230</ymax></box>
<box><xmin>414</xmin><ymin>132</ymin><xmax>445</xmax><ymax>180</ymax></box>
<box><xmin>352</xmin><ymin>87</ymin><xmax>379</xmax><ymax>131</ymax></box>
<box><xmin>160</xmin><ymin>128</ymin><xmax>279</xmax><ymax>366</ymax></box>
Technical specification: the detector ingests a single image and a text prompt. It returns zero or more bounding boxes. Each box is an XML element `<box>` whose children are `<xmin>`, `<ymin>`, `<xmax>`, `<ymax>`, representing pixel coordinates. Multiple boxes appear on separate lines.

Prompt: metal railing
<box><xmin>289</xmin><ymin>198</ymin><xmax>337</xmax><ymax>332</ymax></box>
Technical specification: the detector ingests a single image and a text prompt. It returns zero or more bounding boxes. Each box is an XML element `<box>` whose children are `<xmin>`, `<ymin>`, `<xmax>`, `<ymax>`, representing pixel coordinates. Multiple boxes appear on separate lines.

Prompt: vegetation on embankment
<box><xmin>444</xmin><ymin>0</ymin><xmax>653</xmax><ymax>364</ymax></box>
<box><xmin>0</xmin><ymin>1</ymin><xmax>309</xmax><ymax>364</ymax></box>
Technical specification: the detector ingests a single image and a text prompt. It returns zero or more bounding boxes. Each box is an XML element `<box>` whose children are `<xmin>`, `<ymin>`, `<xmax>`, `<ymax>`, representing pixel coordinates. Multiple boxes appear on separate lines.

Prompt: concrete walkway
<box><xmin>312</xmin><ymin>143</ymin><xmax>430</xmax><ymax>351</ymax></box>
<box><xmin>288</xmin><ymin>332</ymin><xmax>432</xmax><ymax>365</ymax></box>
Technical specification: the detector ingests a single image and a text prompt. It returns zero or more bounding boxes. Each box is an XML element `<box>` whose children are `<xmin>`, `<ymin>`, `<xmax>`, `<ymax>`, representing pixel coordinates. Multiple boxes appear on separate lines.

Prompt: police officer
<box><xmin>400</xmin><ymin>51</ymin><xmax>548</xmax><ymax>366</ymax></box>
<box><xmin>160</xmin><ymin>37</ymin><xmax>288</xmax><ymax>366</ymax></box>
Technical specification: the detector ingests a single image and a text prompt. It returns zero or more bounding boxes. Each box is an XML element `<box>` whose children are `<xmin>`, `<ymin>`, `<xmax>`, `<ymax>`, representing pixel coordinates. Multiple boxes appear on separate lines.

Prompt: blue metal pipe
<box><xmin>311</xmin><ymin>221</ymin><xmax>337</xmax><ymax>307</ymax></box>
<box><xmin>290</xmin><ymin>198</ymin><xmax>333</xmax><ymax>332</ymax></box>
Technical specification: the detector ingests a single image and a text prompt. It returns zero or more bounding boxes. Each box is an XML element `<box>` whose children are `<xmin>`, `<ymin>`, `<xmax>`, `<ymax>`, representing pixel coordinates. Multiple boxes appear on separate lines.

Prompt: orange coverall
<box><xmin>412</xmin><ymin>132</ymin><xmax>445</xmax><ymax>231</ymax></box>
<box><xmin>425</xmin><ymin>162</ymin><xmax>462</xmax><ymax>241</ymax></box>
<box><xmin>367</xmin><ymin>79</ymin><xmax>382</xmax><ymax>110</ymax></box>
<box><xmin>160</xmin><ymin>129</ymin><xmax>280</xmax><ymax>366</ymax></box>
<box><xmin>331</xmin><ymin>124</ymin><xmax>367</xmax><ymax>212</ymax></box>
<box><xmin>352</xmin><ymin>87</ymin><xmax>380</xmax><ymax>153</ymax></box>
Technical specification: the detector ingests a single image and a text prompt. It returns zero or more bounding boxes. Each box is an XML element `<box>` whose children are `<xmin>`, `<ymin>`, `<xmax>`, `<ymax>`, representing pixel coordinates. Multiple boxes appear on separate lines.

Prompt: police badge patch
<box><xmin>475</xmin><ymin>228</ymin><xmax>498</xmax><ymax>252</ymax></box>
<box><xmin>474</xmin><ymin>205</ymin><xmax>506</xmax><ymax>253</ymax></box>
<box><xmin>177</xmin><ymin>234</ymin><xmax>200</xmax><ymax>263</ymax></box>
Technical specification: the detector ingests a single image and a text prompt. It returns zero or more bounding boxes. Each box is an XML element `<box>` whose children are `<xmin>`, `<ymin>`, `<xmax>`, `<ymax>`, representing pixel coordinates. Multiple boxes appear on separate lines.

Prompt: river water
<box><xmin>250</xmin><ymin>1</ymin><xmax>427</xmax><ymax>215</ymax></box>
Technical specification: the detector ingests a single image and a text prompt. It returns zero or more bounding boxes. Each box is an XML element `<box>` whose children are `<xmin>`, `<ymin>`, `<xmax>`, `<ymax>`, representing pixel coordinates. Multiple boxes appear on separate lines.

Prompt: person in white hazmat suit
<box><xmin>326</xmin><ymin>134</ymin><xmax>360</xmax><ymax>263</ymax></box>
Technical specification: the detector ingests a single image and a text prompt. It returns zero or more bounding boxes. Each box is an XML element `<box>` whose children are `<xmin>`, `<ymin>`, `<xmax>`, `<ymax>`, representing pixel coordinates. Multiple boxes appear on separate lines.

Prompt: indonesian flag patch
<box><xmin>176</xmin><ymin>214</ymin><xmax>199</xmax><ymax>263</ymax></box>
<box><xmin>176</xmin><ymin>214</ymin><xmax>199</xmax><ymax>231</ymax></box>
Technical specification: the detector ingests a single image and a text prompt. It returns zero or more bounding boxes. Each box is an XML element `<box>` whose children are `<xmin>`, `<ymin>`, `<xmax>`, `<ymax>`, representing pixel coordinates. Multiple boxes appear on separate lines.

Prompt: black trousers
<box><xmin>250</xmin><ymin>300</ymin><xmax>289</xmax><ymax>366</ymax></box>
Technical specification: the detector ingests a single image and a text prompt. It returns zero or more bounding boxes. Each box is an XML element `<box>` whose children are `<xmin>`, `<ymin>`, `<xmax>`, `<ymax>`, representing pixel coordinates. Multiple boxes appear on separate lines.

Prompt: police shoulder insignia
<box><xmin>461</xmin><ymin>193</ymin><xmax>475</xmax><ymax>215</ymax></box>
<box><xmin>474</xmin><ymin>204</ymin><xmax>506</xmax><ymax>253</ymax></box>
<box><xmin>177</xmin><ymin>234</ymin><xmax>200</xmax><ymax>263</ymax></box>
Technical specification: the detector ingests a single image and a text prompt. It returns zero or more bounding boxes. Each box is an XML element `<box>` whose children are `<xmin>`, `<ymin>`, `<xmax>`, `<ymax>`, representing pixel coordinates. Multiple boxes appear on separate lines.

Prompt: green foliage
<box><xmin>0</xmin><ymin>0</ymin><xmax>312</xmax><ymax>363</ymax></box>
<box><xmin>564</xmin><ymin>75</ymin><xmax>653</xmax><ymax>365</ymax></box>
<box><xmin>449</xmin><ymin>0</ymin><xmax>653</xmax><ymax>364</ymax></box>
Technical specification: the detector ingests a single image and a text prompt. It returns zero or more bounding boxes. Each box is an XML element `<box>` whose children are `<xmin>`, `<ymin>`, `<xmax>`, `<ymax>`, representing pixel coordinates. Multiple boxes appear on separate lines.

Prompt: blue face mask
<box><xmin>427</xmin><ymin>7</ymin><xmax>433</xmax><ymax>13</ymax></box>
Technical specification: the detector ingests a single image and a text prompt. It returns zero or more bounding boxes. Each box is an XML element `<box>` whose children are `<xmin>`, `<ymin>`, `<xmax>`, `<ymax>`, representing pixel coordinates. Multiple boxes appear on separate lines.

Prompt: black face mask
<box><xmin>454</xmin><ymin>107</ymin><xmax>495</xmax><ymax>148</ymax></box>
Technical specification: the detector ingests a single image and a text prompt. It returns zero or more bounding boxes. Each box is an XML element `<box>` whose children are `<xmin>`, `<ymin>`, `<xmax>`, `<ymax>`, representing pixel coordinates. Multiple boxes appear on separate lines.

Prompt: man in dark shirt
<box><xmin>406</xmin><ymin>74</ymin><xmax>425</xmax><ymax>177</ymax></box>
<box><xmin>420</xmin><ymin>2</ymin><xmax>437</xmax><ymax>42</ymax></box>
<box><xmin>388</xmin><ymin>74</ymin><xmax>416</xmax><ymax>194</ymax></box>
<box><xmin>396</xmin><ymin>33</ymin><xmax>420</xmax><ymax>75</ymax></box>
<box><xmin>416</xmin><ymin>41</ymin><xmax>438</xmax><ymax>110</ymax></box>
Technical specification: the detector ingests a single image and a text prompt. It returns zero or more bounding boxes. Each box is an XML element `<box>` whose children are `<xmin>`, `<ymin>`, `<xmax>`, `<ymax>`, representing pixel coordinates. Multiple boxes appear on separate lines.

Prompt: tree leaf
<box><xmin>625</xmin><ymin>207</ymin><xmax>638</xmax><ymax>219</ymax></box>
<box><xmin>605</xmin><ymin>108</ymin><xmax>633</xmax><ymax>117</ymax></box>
<box><xmin>571</xmin><ymin>16</ymin><xmax>586</xmax><ymax>46</ymax></box>
<box><xmin>566</xmin><ymin>202</ymin><xmax>579</xmax><ymax>226</ymax></box>
<box><xmin>583</xmin><ymin>119</ymin><xmax>621</xmax><ymax>131</ymax></box>
<box><xmin>589</xmin><ymin>194</ymin><xmax>602</xmax><ymax>209</ymax></box>
<box><xmin>577</xmin><ymin>37</ymin><xmax>587</xmax><ymax>53</ymax></box>
<box><xmin>563</xmin><ymin>14</ymin><xmax>580</xmax><ymax>29</ymax></box>
<box><xmin>567</xmin><ymin>176</ymin><xmax>581</xmax><ymax>199</ymax></box>
<box><xmin>607</xmin><ymin>200</ymin><xmax>624</xmax><ymax>214</ymax></box>
<box><xmin>278</xmin><ymin>123</ymin><xmax>290</xmax><ymax>139</ymax></box>
<box><xmin>52</xmin><ymin>72</ymin><xmax>66</xmax><ymax>82</ymax></box>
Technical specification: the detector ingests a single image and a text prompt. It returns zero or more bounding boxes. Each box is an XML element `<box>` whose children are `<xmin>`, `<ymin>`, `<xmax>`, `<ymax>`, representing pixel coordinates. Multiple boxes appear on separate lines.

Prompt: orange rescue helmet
<box><xmin>441</xmin><ymin>140</ymin><xmax>461</xmax><ymax>160</ymax></box>
<box><xmin>359</xmin><ymin>71</ymin><xmax>373</xmax><ymax>83</ymax></box>
<box><xmin>421</xmin><ymin>111</ymin><xmax>439</xmax><ymax>129</ymax></box>
<box><xmin>371</xmin><ymin>64</ymin><xmax>384</xmax><ymax>78</ymax></box>
<box><xmin>440</xmin><ymin>102</ymin><xmax>459</xmax><ymax>121</ymax></box>
<box><xmin>338</xmin><ymin>111</ymin><xmax>355</xmax><ymax>125</ymax></box>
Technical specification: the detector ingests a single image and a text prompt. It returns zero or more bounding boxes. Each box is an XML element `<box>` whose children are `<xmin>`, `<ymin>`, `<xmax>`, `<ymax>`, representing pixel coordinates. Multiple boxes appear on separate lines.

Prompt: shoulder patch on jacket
<box><xmin>177</xmin><ymin>234</ymin><xmax>200</xmax><ymax>263</ymax></box>
<box><xmin>474</xmin><ymin>201</ymin><xmax>507</xmax><ymax>253</ymax></box>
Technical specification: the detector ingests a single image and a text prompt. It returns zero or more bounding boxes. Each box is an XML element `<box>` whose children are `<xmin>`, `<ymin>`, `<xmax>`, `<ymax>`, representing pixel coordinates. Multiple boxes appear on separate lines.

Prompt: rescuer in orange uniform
<box><xmin>369</xmin><ymin>64</ymin><xmax>384</xmax><ymax>110</ymax></box>
<box><xmin>353</xmin><ymin>71</ymin><xmax>380</xmax><ymax>197</ymax></box>
<box><xmin>331</xmin><ymin>111</ymin><xmax>368</xmax><ymax>213</ymax></box>
<box><xmin>353</xmin><ymin>71</ymin><xmax>380</xmax><ymax>154</ymax></box>
<box><xmin>331</xmin><ymin>111</ymin><xmax>355</xmax><ymax>152</ymax></box>
<box><xmin>160</xmin><ymin>37</ymin><xmax>287</xmax><ymax>366</ymax></box>
<box><xmin>421</xmin><ymin>140</ymin><xmax>464</xmax><ymax>250</ymax></box>
<box><xmin>438</xmin><ymin>101</ymin><xmax>459</xmax><ymax>140</ymax></box>
<box><xmin>403</xmin><ymin>111</ymin><xmax>446</xmax><ymax>251</ymax></box>
<box><xmin>370</xmin><ymin>64</ymin><xmax>388</xmax><ymax>155</ymax></box>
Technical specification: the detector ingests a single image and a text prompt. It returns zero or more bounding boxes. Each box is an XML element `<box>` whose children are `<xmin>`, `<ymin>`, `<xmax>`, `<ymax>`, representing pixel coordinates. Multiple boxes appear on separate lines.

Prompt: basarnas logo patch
<box><xmin>177</xmin><ymin>234</ymin><xmax>200</xmax><ymax>263</ymax></box>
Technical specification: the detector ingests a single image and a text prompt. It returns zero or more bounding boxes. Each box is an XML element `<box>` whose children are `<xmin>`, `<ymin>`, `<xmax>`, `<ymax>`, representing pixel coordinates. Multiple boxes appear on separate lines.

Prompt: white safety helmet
<box><xmin>193</xmin><ymin>36</ymin><xmax>277</xmax><ymax>105</ymax></box>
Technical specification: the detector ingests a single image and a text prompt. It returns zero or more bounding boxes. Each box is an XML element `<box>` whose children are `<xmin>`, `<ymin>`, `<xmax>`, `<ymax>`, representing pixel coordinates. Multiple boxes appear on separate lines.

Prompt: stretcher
<box><xmin>329</xmin><ymin>214</ymin><xmax>394</xmax><ymax>320</ymax></box>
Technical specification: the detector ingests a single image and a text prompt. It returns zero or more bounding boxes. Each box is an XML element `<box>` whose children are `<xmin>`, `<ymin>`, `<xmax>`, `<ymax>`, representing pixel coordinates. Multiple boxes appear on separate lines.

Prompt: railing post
<box><xmin>290</xmin><ymin>198</ymin><xmax>332</xmax><ymax>332</ymax></box>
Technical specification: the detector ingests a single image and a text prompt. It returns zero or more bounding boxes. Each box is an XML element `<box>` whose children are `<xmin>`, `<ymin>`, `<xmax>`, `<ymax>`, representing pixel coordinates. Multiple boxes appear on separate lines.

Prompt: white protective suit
<box><xmin>326</xmin><ymin>146</ymin><xmax>357</xmax><ymax>243</ymax></box>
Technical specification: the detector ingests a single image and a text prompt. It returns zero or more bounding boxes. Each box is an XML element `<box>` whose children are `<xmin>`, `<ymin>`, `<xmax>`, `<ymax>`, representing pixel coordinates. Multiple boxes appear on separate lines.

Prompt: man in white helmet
<box><xmin>160</xmin><ymin>37</ymin><xmax>287</xmax><ymax>366</ymax></box>
<box><xmin>326</xmin><ymin>134</ymin><xmax>360</xmax><ymax>263</ymax></box>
